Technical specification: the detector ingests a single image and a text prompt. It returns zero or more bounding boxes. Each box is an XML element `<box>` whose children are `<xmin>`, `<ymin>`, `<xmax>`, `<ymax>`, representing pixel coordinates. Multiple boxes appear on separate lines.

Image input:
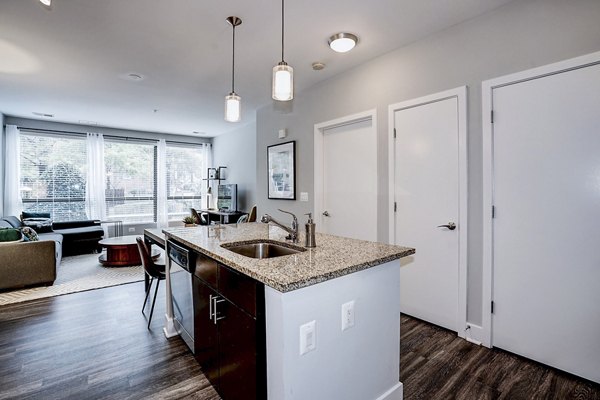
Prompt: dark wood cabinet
<box><xmin>192</xmin><ymin>253</ymin><xmax>266</xmax><ymax>400</ymax></box>
<box><xmin>193</xmin><ymin>278</ymin><xmax>220</xmax><ymax>386</ymax></box>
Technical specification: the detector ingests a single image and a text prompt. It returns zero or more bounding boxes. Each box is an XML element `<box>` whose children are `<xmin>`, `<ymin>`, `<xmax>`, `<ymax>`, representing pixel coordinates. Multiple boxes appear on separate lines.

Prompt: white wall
<box><xmin>256</xmin><ymin>0</ymin><xmax>600</xmax><ymax>325</ymax></box>
<box><xmin>212</xmin><ymin>121</ymin><xmax>257</xmax><ymax>213</ymax></box>
<box><xmin>0</xmin><ymin>112</ymin><xmax>4</xmax><ymax>216</ymax></box>
<box><xmin>266</xmin><ymin>260</ymin><xmax>401</xmax><ymax>400</ymax></box>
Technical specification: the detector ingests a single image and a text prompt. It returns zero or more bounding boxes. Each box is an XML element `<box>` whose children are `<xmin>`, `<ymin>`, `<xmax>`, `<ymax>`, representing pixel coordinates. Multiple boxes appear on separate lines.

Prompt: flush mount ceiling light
<box><xmin>328</xmin><ymin>33</ymin><xmax>359</xmax><ymax>53</ymax></box>
<box><xmin>224</xmin><ymin>16</ymin><xmax>242</xmax><ymax>122</ymax></box>
<box><xmin>272</xmin><ymin>0</ymin><xmax>293</xmax><ymax>101</ymax></box>
<box><xmin>39</xmin><ymin>0</ymin><xmax>51</xmax><ymax>7</ymax></box>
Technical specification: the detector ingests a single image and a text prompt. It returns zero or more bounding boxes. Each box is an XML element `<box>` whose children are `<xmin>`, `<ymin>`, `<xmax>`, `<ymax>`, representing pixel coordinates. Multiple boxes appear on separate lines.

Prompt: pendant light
<box><xmin>225</xmin><ymin>16</ymin><xmax>242</xmax><ymax>122</ymax></box>
<box><xmin>272</xmin><ymin>0</ymin><xmax>293</xmax><ymax>101</ymax></box>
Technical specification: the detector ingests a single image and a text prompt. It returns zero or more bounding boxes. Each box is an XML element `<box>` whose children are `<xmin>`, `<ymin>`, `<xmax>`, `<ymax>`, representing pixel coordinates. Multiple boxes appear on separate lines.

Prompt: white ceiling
<box><xmin>0</xmin><ymin>0</ymin><xmax>514</xmax><ymax>137</ymax></box>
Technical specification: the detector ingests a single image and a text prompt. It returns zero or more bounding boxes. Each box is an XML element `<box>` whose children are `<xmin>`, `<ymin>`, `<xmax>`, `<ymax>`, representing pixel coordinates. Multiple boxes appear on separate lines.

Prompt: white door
<box><xmin>491</xmin><ymin>62</ymin><xmax>600</xmax><ymax>382</ymax></box>
<box><xmin>315</xmin><ymin>112</ymin><xmax>377</xmax><ymax>242</ymax></box>
<box><xmin>392</xmin><ymin>89</ymin><xmax>467</xmax><ymax>333</ymax></box>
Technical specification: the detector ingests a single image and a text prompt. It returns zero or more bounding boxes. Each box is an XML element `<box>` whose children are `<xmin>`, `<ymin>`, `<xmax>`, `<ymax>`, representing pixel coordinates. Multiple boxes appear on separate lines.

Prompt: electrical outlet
<box><xmin>300</xmin><ymin>192</ymin><xmax>309</xmax><ymax>202</ymax></box>
<box><xmin>299</xmin><ymin>320</ymin><xmax>316</xmax><ymax>355</ymax></box>
<box><xmin>128</xmin><ymin>227</ymin><xmax>136</xmax><ymax>233</ymax></box>
<box><xmin>342</xmin><ymin>301</ymin><xmax>355</xmax><ymax>331</ymax></box>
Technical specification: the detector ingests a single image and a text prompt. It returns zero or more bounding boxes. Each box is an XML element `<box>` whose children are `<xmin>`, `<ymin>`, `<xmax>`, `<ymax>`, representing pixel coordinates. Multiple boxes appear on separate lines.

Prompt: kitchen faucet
<box><xmin>261</xmin><ymin>209</ymin><xmax>299</xmax><ymax>243</ymax></box>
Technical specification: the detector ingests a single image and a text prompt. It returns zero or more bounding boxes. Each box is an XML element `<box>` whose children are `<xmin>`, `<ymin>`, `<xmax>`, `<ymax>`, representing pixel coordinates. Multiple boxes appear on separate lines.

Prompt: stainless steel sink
<box><xmin>221</xmin><ymin>241</ymin><xmax>306</xmax><ymax>259</ymax></box>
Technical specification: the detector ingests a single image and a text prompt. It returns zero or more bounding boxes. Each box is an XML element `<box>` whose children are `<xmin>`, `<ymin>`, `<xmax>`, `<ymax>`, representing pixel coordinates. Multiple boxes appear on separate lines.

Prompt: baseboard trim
<box><xmin>163</xmin><ymin>313</ymin><xmax>179</xmax><ymax>338</ymax></box>
<box><xmin>465</xmin><ymin>323</ymin><xmax>484</xmax><ymax>346</ymax></box>
<box><xmin>375</xmin><ymin>382</ymin><xmax>403</xmax><ymax>400</ymax></box>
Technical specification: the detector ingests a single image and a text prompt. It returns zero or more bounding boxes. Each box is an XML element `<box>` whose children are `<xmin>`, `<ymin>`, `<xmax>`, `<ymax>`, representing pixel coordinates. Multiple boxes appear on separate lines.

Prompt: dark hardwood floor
<box><xmin>0</xmin><ymin>282</ymin><xmax>598</xmax><ymax>399</ymax></box>
<box><xmin>400</xmin><ymin>315</ymin><xmax>599</xmax><ymax>400</ymax></box>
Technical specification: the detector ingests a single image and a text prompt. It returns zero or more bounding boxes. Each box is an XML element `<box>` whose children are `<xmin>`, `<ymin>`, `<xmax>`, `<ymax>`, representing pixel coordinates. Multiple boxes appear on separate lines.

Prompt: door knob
<box><xmin>437</xmin><ymin>222</ymin><xmax>456</xmax><ymax>230</ymax></box>
<box><xmin>322</xmin><ymin>211</ymin><xmax>330</xmax><ymax>217</ymax></box>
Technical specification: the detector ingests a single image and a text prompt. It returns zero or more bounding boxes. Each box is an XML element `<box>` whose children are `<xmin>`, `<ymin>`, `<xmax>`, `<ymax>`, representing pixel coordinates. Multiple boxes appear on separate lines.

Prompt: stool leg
<box><xmin>148</xmin><ymin>279</ymin><xmax>160</xmax><ymax>329</ymax></box>
<box><xmin>142</xmin><ymin>277</ymin><xmax>154</xmax><ymax>313</ymax></box>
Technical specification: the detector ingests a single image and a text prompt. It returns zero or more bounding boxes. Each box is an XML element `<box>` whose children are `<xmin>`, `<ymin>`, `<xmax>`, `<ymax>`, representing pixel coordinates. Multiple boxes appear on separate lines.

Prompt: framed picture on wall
<box><xmin>267</xmin><ymin>141</ymin><xmax>296</xmax><ymax>200</ymax></box>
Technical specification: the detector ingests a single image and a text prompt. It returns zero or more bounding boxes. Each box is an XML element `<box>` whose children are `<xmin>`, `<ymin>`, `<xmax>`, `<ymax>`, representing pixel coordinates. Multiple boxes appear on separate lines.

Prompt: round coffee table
<box><xmin>98</xmin><ymin>235</ymin><xmax>160</xmax><ymax>267</ymax></box>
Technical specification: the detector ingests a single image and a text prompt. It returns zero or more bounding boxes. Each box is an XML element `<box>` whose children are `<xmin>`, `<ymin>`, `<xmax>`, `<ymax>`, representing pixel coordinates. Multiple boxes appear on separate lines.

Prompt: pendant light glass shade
<box><xmin>225</xmin><ymin>93</ymin><xmax>241</xmax><ymax>122</ymax></box>
<box><xmin>225</xmin><ymin>16</ymin><xmax>242</xmax><ymax>122</ymax></box>
<box><xmin>272</xmin><ymin>0</ymin><xmax>293</xmax><ymax>101</ymax></box>
<box><xmin>272</xmin><ymin>62</ymin><xmax>293</xmax><ymax>101</ymax></box>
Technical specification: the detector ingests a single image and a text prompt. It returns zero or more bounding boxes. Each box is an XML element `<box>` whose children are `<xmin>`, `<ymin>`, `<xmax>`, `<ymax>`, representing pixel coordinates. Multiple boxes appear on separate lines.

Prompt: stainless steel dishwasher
<box><xmin>167</xmin><ymin>239</ymin><xmax>195</xmax><ymax>354</ymax></box>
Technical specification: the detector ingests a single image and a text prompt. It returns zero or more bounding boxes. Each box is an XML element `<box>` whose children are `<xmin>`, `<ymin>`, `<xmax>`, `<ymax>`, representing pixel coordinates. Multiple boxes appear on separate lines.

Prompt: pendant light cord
<box><xmin>281</xmin><ymin>0</ymin><xmax>285</xmax><ymax>62</ymax></box>
<box><xmin>232</xmin><ymin>24</ymin><xmax>236</xmax><ymax>93</ymax></box>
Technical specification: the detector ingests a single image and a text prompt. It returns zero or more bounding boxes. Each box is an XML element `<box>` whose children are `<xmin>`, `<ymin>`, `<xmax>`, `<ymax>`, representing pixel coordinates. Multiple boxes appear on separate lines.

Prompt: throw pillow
<box><xmin>0</xmin><ymin>228</ymin><xmax>23</xmax><ymax>243</ymax></box>
<box><xmin>22</xmin><ymin>217</ymin><xmax>53</xmax><ymax>233</ymax></box>
<box><xmin>21</xmin><ymin>212</ymin><xmax>52</xmax><ymax>220</ymax></box>
<box><xmin>20</xmin><ymin>226</ymin><xmax>39</xmax><ymax>242</ymax></box>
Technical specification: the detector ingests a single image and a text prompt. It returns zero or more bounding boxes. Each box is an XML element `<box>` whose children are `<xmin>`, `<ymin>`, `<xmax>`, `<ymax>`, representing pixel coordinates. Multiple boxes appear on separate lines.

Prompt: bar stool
<box><xmin>136</xmin><ymin>237</ymin><xmax>166</xmax><ymax>329</ymax></box>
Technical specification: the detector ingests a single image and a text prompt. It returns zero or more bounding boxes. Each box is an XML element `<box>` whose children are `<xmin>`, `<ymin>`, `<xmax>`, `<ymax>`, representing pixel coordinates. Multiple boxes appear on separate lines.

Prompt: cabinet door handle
<box><xmin>209</xmin><ymin>294</ymin><xmax>214</xmax><ymax>320</ymax></box>
<box><xmin>212</xmin><ymin>296</ymin><xmax>226</xmax><ymax>324</ymax></box>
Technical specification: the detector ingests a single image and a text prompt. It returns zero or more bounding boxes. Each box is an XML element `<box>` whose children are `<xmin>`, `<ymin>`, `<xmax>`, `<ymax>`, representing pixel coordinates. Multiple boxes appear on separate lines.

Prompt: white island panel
<box><xmin>266</xmin><ymin>260</ymin><xmax>402</xmax><ymax>400</ymax></box>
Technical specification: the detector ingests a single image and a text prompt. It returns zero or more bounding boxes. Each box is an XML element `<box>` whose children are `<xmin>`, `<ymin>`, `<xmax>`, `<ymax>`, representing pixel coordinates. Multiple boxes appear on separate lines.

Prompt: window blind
<box><xmin>20</xmin><ymin>133</ymin><xmax>88</xmax><ymax>222</ymax></box>
<box><xmin>166</xmin><ymin>144</ymin><xmax>205</xmax><ymax>220</ymax></box>
<box><xmin>104</xmin><ymin>140</ymin><xmax>156</xmax><ymax>224</ymax></box>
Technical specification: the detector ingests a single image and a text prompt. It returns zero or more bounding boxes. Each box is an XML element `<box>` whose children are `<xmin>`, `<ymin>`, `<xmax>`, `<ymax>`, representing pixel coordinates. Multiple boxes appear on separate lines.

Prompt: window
<box><xmin>104</xmin><ymin>140</ymin><xmax>156</xmax><ymax>224</ymax></box>
<box><xmin>20</xmin><ymin>133</ymin><xmax>87</xmax><ymax>222</ymax></box>
<box><xmin>166</xmin><ymin>144</ymin><xmax>205</xmax><ymax>220</ymax></box>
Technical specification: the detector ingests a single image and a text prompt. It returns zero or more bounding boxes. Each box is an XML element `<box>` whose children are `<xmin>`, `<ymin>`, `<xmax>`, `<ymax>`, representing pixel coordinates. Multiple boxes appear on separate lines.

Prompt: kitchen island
<box><xmin>163</xmin><ymin>222</ymin><xmax>414</xmax><ymax>400</ymax></box>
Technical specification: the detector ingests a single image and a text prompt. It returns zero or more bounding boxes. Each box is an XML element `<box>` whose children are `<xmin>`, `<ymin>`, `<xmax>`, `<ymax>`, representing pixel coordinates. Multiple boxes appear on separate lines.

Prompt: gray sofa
<box><xmin>0</xmin><ymin>216</ymin><xmax>62</xmax><ymax>291</ymax></box>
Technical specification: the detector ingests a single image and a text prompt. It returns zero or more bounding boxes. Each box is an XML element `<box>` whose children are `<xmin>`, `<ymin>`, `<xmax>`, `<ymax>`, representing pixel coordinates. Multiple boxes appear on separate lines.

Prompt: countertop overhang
<box><xmin>163</xmin><ymin>223</ymin><xmax>414</xmax><ymax>292</ymax></box>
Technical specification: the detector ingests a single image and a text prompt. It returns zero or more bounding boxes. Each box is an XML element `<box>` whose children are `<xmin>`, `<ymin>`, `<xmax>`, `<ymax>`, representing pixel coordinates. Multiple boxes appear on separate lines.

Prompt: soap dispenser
<box><xmin>304</xmin><ymin>213</ymin><xmax>316</xmax><ymax>248</ymax></box>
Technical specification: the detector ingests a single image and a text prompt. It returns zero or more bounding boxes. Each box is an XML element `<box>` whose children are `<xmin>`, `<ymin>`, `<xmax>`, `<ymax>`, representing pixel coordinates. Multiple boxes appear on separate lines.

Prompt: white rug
<box><xmin>0</xmin><ymin>253</ymin><xmax>146</xmax><ymax>306</ymax></box>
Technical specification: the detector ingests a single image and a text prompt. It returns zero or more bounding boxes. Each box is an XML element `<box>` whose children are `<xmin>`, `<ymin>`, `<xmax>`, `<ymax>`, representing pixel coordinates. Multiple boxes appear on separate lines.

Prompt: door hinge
<box><xmin>393</xmin><ymin>128</ymin><xmax>397</xmax><ymax>139</ymax></box>
<box><xmin>394</xmin><ymin>202</ymin><xmax>397</xmax><ymax>212</ymax></box>
<box><xmin>492</xmin><ymin>205</ymin><xmax>496</xmax><ymax>219</ymax></box>
<box><xmin>491</xmin><ymin>301</ymin><xmax>495</xmax><ymax>314</ymax></box>
<box><xmin>491</xmin><ymin>110</ymin><xmax>495</xmax><ymax>124</ymax></box>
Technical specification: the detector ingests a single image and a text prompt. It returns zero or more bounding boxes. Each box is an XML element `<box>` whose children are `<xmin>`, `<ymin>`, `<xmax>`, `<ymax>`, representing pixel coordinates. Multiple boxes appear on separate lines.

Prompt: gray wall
<box><xmin>212</xmin><ymin>121</ymin><xmax>258</xmax><ymax>213</ymax></box>
<box><xmin>256</xmin><ymin>0</ymin><xmax>600</xmax><ymax>325</ymax></box>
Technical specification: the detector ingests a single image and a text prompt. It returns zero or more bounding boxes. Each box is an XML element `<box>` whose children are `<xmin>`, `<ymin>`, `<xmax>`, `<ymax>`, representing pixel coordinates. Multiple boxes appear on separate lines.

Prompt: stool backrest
<box><xmin>136</xmin><ymin>237</ymin><xmax>162</xmax><ymax>278</ymax></box>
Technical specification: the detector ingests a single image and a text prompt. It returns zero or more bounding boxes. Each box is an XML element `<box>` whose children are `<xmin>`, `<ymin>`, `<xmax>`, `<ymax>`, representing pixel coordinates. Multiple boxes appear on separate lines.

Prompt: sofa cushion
<box><xmin>0</xmin><ymin>228</ymin><xmax>22</xmax><ymax>242</ymax></box>
<box><xmin>2</xmin><ymin>216</ymin><xmax>23</xmax><ymax>228</ymax></box>
<box><xmin>53</xmin><ymin>225</ymin><xmax>104</xmax><ymax>239</ymax></box>
<box><xmin>38</xmin><ymin>232</ymin><xmax>64</xmax><ymax>245</ymax></box>
<box><xmin>22</xmin><ymin>211</ymin><xmax>52</xmax><ymax>219</ymax></box>
<box><xmin>52</xmin><ymin>220</ymin><xmax>101</xmax><ymax>230</ymax></box>
<box><xmin>0</xmin><ymin>220</ymin><xmax>13</xmax><ymax>229</ymax></box>
<box><xmin>20</xmin><ymin>226</ymin><xmax>40</xmax><ymax>242</ymax></box>
<box><xmin>23</xmin><ymin>218</ymin><xmax>53</xmax><ymax>233</ymax></box>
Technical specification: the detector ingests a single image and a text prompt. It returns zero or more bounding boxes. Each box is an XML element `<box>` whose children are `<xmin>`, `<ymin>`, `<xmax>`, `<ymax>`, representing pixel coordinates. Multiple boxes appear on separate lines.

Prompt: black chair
<box><xmin>191</xmin><ymin>208</ymin><xmax>209</xmax><ymax>225</ymax></box>
<box><xmin>136</xmin><ymin>237</ymin><xmax>166</xmax><ymax>329</ymax></box>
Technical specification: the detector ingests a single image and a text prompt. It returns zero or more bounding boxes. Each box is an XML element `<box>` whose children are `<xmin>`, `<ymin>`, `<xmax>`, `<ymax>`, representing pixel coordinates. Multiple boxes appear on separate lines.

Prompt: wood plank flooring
<box><xmin>0</xmin><ymin>282</ymin><xmax>598</xmax><ymax>399</ymax></box>
<box><xmin>400</xmin><ymin>315</ymin><xmax>600</xmax><ymax>400</ymax></box>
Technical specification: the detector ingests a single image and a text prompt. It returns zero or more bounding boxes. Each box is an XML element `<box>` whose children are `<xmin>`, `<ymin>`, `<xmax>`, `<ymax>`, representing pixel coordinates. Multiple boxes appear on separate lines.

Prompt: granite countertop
<box><xmin>163</xmin><ymin>223</ymin><xmax>415</xmax><ymax>293</ymax></box>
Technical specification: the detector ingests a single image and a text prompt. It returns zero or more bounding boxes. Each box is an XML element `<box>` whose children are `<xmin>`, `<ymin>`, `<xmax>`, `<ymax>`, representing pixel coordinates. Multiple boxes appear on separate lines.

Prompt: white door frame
<box><xmin>314</xmin><ymin>109</ymin><xmax>377</xmax><ymax>234</ymax></box>
<box><xmin>388</xmin><ymin>87</ymin><xmax>468</xmax><ymax>339</ymax></box>
<box><xmin>481</xmin><ymin>51</ymin><xmax>600</xmax><ymax>348</ymax></box>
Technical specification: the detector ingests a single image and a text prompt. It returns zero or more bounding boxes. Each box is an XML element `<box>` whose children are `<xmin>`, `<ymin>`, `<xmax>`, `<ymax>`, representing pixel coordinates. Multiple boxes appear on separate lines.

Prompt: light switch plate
<box><xmin>278</xmin><ymin>129</ymin><xmax>287</xmax><ymax>139</ymax></box>
<box><xmin>300</xmin><ymin>192</ymin><xmax>309</xmax><ymax>202</ymax></box>
<box><xmin>299</xmin><ymin>320</ymin><xmax>316</xmax><ymax>355</ymax></box>
<box><xmin>128</xmin><ymin>227</ymin><xmax>136</xmax><ymax>233</ymax></box>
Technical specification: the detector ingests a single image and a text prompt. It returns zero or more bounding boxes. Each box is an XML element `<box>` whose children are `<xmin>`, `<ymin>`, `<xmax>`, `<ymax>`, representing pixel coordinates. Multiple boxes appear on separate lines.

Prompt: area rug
<box><xmin>0</xmin><ymin>253</ymin><xmax>146</xmax><ymax>306</ymax></box>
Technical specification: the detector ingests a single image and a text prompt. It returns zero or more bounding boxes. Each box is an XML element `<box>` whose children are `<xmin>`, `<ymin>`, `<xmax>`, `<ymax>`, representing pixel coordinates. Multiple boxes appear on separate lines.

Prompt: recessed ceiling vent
<box><xmin>119</xmin><ymin>72</ymin><xmax>146</xmax><ymax>82</ymax></box>
<box><xmin>32</xmin><ymin>112</ymin><xmax>54</xmax><ymax>118</ymax></box>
